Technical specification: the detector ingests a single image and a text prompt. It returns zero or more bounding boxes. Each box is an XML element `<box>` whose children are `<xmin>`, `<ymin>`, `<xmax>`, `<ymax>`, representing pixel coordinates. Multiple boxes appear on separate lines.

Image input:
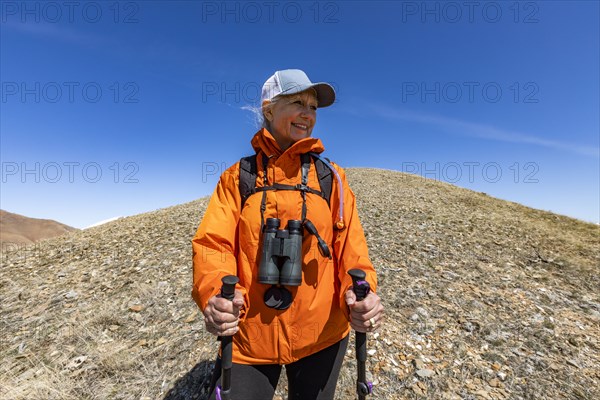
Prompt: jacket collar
<box><xmin>250</xmin><ymin>127</ymin><xmax>325</xmax><ymax>159</ymax></box>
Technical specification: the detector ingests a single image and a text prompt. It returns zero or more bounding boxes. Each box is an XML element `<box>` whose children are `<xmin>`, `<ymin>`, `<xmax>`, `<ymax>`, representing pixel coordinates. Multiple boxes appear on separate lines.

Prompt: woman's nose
<box><xmin>300</xmin><ymin>106</ymin><xmax>316</xmax><ymax>120</ymax></box>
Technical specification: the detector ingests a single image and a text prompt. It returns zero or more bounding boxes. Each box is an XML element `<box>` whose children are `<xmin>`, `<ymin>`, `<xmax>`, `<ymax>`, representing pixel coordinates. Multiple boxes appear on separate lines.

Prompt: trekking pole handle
<box><xmin>216</xmin><ymin>275</ymin><xmax>239</xmax><ymax>400</ymax></box>
<box><xmin>348</xmin><ymin>269</ymin><xmax>370</xmax><ymax>301</ymax></box>
<box><xmin>221</xmin><ymin>275</ymin><xmax>239</xmax><ymax>301</ymax></box>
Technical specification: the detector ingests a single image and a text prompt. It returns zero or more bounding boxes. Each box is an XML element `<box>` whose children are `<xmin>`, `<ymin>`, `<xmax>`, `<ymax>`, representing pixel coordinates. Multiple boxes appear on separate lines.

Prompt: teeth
<box><xmin>293</xmin><ymin>123</ymin><xmax>307</xmax><ymax>129</ymax></box>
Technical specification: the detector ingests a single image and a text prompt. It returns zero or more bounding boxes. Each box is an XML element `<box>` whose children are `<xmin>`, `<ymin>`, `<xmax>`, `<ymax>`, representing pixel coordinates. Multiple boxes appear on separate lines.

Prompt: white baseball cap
<box><xmin>261</xmin><ymin>69</ymin><xmax>336</xmax><ymax>108</ymax></box>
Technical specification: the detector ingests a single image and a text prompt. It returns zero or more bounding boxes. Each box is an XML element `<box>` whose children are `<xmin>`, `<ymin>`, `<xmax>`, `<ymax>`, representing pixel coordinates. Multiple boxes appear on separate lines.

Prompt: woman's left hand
<box><xmin>345</xmin><ymin>289</ymin><xmax>384</xmax><ymax>333</ymax></box>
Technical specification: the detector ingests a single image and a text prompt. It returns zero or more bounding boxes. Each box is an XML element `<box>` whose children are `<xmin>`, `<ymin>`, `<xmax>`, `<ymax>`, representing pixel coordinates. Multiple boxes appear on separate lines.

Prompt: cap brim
<box><xmin>278</xmin><ymin>82</ymin><xmax>336</xmax><ymax>108</ymax></box>
<box><xmin>311</xmin><ymin>83</ymin><xmax>336</xmax><ymax>108</ymax></box>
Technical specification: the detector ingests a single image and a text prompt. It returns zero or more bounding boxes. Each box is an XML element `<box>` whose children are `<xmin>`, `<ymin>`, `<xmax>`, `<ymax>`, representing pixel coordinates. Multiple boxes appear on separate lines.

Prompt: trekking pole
<box><xmin>216</xmin><ymin>275</ymin><xmax>239</xmax><ymax>400</ymax></box>
<box><xmin>348</xmin><ymin>269</ymin><xmax>373</xmax><ymax>400</ymax></box>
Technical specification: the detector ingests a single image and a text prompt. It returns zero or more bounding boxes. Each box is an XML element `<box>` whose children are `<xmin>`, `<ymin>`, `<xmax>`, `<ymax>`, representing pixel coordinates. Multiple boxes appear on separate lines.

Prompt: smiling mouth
<box><xmin>292</xmin><ymin>123</ymin><xmax>309</xmax><ymax>130</ymax></box>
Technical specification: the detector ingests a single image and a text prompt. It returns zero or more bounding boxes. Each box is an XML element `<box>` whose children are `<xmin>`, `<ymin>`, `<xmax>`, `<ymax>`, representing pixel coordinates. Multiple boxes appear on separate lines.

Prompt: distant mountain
<box><xmin>0</xmin><ymin>209</ymin><xmax>78</xmax><ymax>248</ymax></box>
<box><xmin>0</xmin><ymin>168</ymin><xmax>598</xmax><ymax>399</ymax></box>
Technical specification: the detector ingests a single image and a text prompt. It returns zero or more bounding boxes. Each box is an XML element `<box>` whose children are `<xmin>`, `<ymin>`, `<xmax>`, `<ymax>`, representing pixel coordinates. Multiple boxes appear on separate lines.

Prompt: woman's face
<box><xmin>263</xmin><ymin>89</ymin><xmax>318</xmax><ymax>150</ymax></box>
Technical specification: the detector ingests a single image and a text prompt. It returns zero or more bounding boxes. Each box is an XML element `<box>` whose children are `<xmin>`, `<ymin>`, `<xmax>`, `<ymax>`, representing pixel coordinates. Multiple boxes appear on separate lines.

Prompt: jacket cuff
<box><xmin>236</xmin><ymin>283</ymin><xmax>250</xmax><ymax>323</ymax></box>
<box><xmin>340</xmin><ymin>282</ymin><xmax>353</xmax><ymax>322</ymax></box>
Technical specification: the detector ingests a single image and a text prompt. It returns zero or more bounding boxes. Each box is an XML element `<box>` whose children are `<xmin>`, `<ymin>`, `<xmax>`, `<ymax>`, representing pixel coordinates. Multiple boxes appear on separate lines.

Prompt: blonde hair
<box><xmin>241</xmin><ymin>97</ymin><xmax>280</xmax><ymax>130</ymax></box>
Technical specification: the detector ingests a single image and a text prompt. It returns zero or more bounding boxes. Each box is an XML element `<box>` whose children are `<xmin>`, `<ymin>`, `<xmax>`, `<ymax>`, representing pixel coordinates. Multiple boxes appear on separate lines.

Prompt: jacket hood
<box><xmin>250</xmin><ymin>128</ymin><xmax>325</xmax><ymax>158</ymax></box>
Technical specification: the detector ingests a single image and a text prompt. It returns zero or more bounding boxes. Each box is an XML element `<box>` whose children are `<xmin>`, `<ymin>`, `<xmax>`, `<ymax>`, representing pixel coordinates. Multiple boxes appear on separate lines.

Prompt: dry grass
<box><xmin>1</xmin><ymin>168</ymin><xmax>598</xmax><ymax>399</ymax></box>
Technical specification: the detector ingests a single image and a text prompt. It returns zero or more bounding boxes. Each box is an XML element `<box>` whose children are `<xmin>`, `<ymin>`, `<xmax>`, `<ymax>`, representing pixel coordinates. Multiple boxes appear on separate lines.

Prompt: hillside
<box><xmin>0</xmin><ymin>210</ymin><xmax>78</xmax><ymax>248</ymax></box>
<box><xmin>0</xmin><ymin>168</ymin><xmax>598</xmax><ymax>400</ymax></box>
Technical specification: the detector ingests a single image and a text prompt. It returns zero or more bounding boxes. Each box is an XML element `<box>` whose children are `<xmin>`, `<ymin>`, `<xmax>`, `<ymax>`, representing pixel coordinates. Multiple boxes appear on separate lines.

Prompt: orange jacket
<box><xmin>192</xmin><ymin>128</ymin><xmax>377</xmax><ymax>365</ymax></box>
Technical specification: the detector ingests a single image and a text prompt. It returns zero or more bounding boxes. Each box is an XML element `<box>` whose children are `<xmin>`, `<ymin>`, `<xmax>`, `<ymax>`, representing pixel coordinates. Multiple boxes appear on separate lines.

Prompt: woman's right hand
<box><xmin>203</xmin><ymin>290</ymin><xmax>245</xmax><ymax>336</ymax></box>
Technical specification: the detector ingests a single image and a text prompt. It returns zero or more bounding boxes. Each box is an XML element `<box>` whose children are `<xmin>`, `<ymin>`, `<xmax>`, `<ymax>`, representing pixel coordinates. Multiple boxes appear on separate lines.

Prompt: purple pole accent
<box><xmin>368</xmin><ymin>381</ymin><xmax>373</xmax><ymax>394</ymax></box>
<box><xmin>355</xmin><ymin>280</ymin><xmax>370</xmax><ymax>300</ymax></box>
<box><xmin>216</xmin><ymin>385</ymin><xmax>222</xmax><ymax>400</ymax></box>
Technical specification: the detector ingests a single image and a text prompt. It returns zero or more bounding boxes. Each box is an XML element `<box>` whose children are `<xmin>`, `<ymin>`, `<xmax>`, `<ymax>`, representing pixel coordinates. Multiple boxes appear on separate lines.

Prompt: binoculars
<box><xmin>259</xmin><ymin>218</ymin><xmax>303</xmax><ymax>286</ymax></box>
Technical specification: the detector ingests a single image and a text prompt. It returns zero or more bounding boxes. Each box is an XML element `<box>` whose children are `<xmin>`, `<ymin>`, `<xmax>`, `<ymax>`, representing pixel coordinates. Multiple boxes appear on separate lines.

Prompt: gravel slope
<box><xmin>1</xmin><ymin>168</ymin><xmax>598</xmax><ymax>400</ymax></box>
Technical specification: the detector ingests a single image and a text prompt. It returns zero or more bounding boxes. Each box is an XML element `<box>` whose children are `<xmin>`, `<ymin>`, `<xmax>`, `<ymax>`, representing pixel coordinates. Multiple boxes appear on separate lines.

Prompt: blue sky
<box><xmin>1</xmin><ymin>0</ymin><xmax>598</xmax><ymax>229</ymax></box>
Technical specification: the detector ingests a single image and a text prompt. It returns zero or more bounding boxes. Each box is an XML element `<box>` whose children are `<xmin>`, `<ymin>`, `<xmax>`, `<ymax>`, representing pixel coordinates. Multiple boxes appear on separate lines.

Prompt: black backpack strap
<box><xmin>239</xmin><ymin>152</ymin><xmax>332</xmax><ymax>211</ymax></box>
<box><xmin>312</xmin><ymin>156</ymin><xmax>333</xmax><ymax>207</ymax></box>
<box><xmin>239</xmin><ymin>154</ymin><xmax>258</xmax><ymax>209</ymax></box>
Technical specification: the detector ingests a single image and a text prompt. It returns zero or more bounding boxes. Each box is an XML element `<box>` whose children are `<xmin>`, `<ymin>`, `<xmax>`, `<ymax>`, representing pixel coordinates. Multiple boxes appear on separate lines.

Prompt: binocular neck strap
<box><xmin>259</xmin><ymin>153</ymin><xmax>270</xmax><ymax>232</ymax></box>
<box><xmin>300</xmin><ymin>153</ymin><xmax>311</xmax><ymax>223</ymax></box>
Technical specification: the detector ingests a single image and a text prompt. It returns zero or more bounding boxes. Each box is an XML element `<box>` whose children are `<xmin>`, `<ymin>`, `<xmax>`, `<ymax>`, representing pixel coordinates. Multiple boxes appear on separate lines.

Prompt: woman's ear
<box><xmin>262</xmin><ymin>100</ymin><xmax>273</xmax><ymax>122</ymax></box>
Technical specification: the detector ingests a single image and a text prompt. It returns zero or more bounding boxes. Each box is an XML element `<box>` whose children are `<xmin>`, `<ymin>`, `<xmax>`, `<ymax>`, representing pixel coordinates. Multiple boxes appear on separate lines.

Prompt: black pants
<box><xmin>208</xmin><ymin>335</ymin><xmax>349</xmax><ymax>400</ymax></box>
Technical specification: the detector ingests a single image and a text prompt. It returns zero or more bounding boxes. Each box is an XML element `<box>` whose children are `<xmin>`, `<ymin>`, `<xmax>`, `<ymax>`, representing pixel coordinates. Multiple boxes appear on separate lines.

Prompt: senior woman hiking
<box><xmin>192</xmin><ymin>69</ymin><xmax>384</xmax><ymax>400</ymax></box>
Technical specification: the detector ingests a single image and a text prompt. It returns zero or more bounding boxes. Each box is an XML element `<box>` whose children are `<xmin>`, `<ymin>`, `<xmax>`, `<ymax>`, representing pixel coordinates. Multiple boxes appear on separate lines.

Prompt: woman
<box><xmin>192</xmin><ymin>69</ymin><xmax>384</xmax><ymax>400</ymax></box>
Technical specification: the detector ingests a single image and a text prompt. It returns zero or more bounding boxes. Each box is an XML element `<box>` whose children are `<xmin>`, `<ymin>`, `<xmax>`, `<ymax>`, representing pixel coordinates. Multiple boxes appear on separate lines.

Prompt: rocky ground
<box><xmin>1</xmin><ymin>168</ymin><xmax>598</xmax><ymax>399</ymax></box>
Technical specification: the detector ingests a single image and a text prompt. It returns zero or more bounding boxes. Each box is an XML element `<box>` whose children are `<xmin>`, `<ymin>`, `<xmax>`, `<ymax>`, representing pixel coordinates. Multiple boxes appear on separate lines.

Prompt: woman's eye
<box><xmin>292</xmin><ymin>100</ymin><xmax>317</xmax><ymax>110</ymax></box>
